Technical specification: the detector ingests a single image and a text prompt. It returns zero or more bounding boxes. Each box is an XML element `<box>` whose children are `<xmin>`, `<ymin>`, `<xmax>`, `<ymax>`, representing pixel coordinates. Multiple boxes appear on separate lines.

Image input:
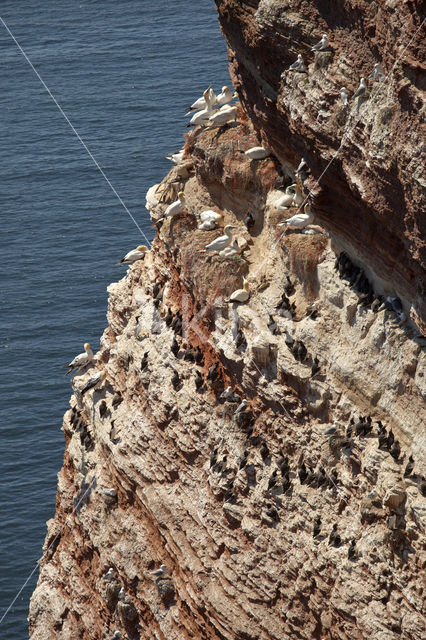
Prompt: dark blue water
<box><xmin>0</xmin><ymin>2</ymin><xmax>228</xmax><ymax>635</ymax></box>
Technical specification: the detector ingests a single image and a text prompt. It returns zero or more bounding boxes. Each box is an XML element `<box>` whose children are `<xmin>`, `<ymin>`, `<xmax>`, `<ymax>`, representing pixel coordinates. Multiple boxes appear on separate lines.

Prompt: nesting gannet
<box><xmin>156</xmin><ymin>191</ymin><xmax>185</xmax><ymax>223</ymax></box>
<box><xmin>200</xmin><ymin>210</ymin><xmax>222</xmax><ymax>223</ymax></box>
<box><xmin>187</xmin><ymin>89</ymin><xmax>214</xmax><ymax>126</ymax></box>
<box><xmin>205</xmin><ymin>224</ymin><xmax>236</xmax><ymax>252</ymax></box>
<box><xmin>80</xmin><ymin>370</ymin><xmax>106</xmax><ymax>396</ymax></box>
<box><xmin>243</xmin><ymin>146</ymin><xmax>270</xmax><ymax>160</ymax></box>
<box><xmin>147</xmin><ymin>564</ymin><xmax>167</xmax><ymax>578</ymax></box>
<box><xmin>64</xmin><ymin>343</ymin><xmax>94</xmax><ymax>375</ymax></box>
<box><xmin>216</xmin><ymin>86</ymin><xmax>233</xmax><ymax>106</ymax></box>
<box><xmin>340</xmin><ymin>87</ymin><xmax>349</xmax><ymax>106</ymax></box>
<box><xmin>117</xmin><ymin>245</ymin><xmax>149</xmax><ymax>265</ymax></box>
<box><xmin>292</xmin><ymin>182</ymin><xmax>305</xmax><ymax>206</ymax></box>
<box><xmin>166</xmin><ymin>148</ymin><xmax>184</xmax><ymax>163</ymax></box>
<box><xmin>369</xmin><ymin>63</ymin><xmax>384</xmax><ymax>82</ymax></box>
<box><xmin>102</xmin><ymin>567</ymin><xmax>115</xmax><ymax>581</ymax></box>
<box><xmin>295</xmin><ymin>158</ymin><xmax>308</xmax><ymax>177</ymax></box>
<box><xmin>208</xmin><ymin>106</ymin><xmax>238</xmax><ymax>126</ymax></box>
<box><xmin>108</xmin><ymin>632</ymin><xmax>122</xmax><ymax>640</ymax></box>
<box><xmin>199</xmin><ymin>215</ymin><xmax>223</xmax><ymax>230</ymax></box>
<box><xmin>273</xmin><ymin>184</ymin><xmax>296</xmax><ymax>209</ymax></box>
<box><xmin>187</xmin><ymin>87</ymin><xmax>216</xmax><ymax>113</ymax></box>
<box><xmin>278</xmin><ymin>203</ymin><xmax>314</xmax><ymax>230</ymax></box>
<box><xmin>289</xmin><ymin>54</ymin><xmax>305</xmax><ymax>71</ymax></box>
<box><xmin>226</xmin><ymin>277</ymin><xmax>250</xmax><ymax>303</ymax></box>
<box><xmin>220</xmin><ymin>386</ymin><xmax>241</xmax><ymax>403</ymax></box>
<box><xmin>219</xmin><ymin>238</ymin><xmax>240</xmax><ymax>257</ymax></box>
<box><xmin>311</xmin><ymin>34</ymin><xmax>328</xmax><ymax>51</ymax></box>
<box><xmin>353</xmin><ymin>77</ymin><xmax>367</xmax><ymax>99</ymax></box>
<box><xmin>145</xmin><ymin>183</ymin><xmax>160</xmax><ymax>210</ymax></box>
<box><xmin>234</xmin><ymin>398</ymin><xmax>248</xmax><ymax>414</ymax></box>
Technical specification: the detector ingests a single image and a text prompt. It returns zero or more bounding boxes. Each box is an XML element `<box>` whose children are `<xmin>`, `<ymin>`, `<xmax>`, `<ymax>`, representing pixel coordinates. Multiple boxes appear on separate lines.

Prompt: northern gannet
<box><xmin>278</xmin><ymin>203</ymin><xmax>314</xmax><ymax>230</ymax></box>
<box><xmin>145</xmin><ymin>183</ymin><xmax>160</xmax><ymax>211</ymax></box>
<box><xmin>219</xmin><ymin>238</ymin><xmax>240</xmax><ymax>257</ymax></box>
<box><xmin>187</xmin><ymin>89</ymin><xmax>214</xmax><ymax>126</ymax></box>
<box><xmin>147</xmin><ymin>564</ymin><xmax>167</xmax><ymax>578</ymax></box>
<box><xmin>292</xmin><ymin>182</ymin><xmax>305</xmax><ymax>206</ymax></box>
<box><xmin>165</xmin><ymin>148</ymin><xmax>184</xmax><ymax>163</ymax></box>
<box><xmin>340</xmin><ymin>87</ymin><xmax>349</xmax><ymax>105</ymax></box>
<box><xmin>369</xmin><ymin>63</ymin><xmax>384</xmax><ymax>82</ymax></box>
<box><xmin>353</xmin><ymin>77</ymin><xmax>367</xmax><ymax>99</ymax></box>
<box><xmin>216</xmin><ymin>86</ymin><xmax>233</xmax><ymax>106</ymax></box>
<box><xmin>295</xmin><ymin>158</ymin><xmax>308</xmax><ymax>178</ymax></box>
<box><xmin>289</xmin><ymin>54</ymin><xmax>305</xmax><ymax>71</ymax></box>
<box><xmin>64</xmin><ymin>343</ymin><xmax>94</xmax><ymax>375</ymax></box>
<box><xmin>234</xmin><ymin>399</ymin><xmax>248</xmax><ymax>414</ymax></box>
<box><xmin>205</xmin><ymin>224</ymin><xmax>236</xmax><ymax>252</ymax></box>
<box><xmin>80</xmin><ymin>370</ymin><xmax>106</xmax><ymax>396</ymax></box>
<box><xmin>243</xmin><ymin>146</ymin><xmax>270</xmax><ymax>160</ymax></box>
<box><xmin>200</xmin><ymin>210</ymin><xmax>222</xmax><ymax>223</ymax></box>
<box><xmin>187</xmin><ymin>87</ymin><xmax>217</xmax><ymax>113</ymax></box>
<box><xmin>226</xmin><ymin>277</ymin><xmax>250</xmax><ymax>303</ymax></box>
<box><xmin>208</xmin><ymin>106</ymin><xmax>238</xmax><ymax>126</ymax></box>
<box><xmin>156</xmin><ymin>191</ymin><xmax>185</xmax><ymax>223</ymax></box>
<box><xmin>102</xmin><ymin>567</ymin><xmax>115</xmax><ymax>581</ymax></box>
<box><xmin>199</xmin><ymin>214</ymin><xmax>223</xmax><ymax>230</ymax></box>
<box><xmin>311</xmin><ymin>34</ymin><xmax>328</xmax><ymax>51</ymax></box>
<box><xmin>220</xmin><ymin>386</ymin><xmax>241</xmax><ymax>402</ymax></box>
<box><xmin>117</xmin><ymin>245</ymin><xmax>149</xmax><ymax>265</ymax></box>
<box><xmin>273</xmin><ymin>184</ymin><xmax>296</xmax><ymax>209</ymax></box>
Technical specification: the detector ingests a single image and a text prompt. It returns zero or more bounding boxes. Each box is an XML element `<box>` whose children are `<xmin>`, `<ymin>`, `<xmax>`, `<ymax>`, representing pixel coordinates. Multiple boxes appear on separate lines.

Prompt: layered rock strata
<box><xmin>29</xmin><ymin>2</ymin><xmax>425</xmax><ymax>639</ymax></box>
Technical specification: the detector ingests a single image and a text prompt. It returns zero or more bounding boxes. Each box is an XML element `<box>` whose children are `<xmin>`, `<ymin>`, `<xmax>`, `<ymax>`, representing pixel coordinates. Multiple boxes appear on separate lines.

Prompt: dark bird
<box><xmin>294</xmin><ymin>341</ymin><xmax>307</xmax><ymax>362</ymax></box>
<box><xmin>194</xmin><ymin>346</ymin><xmax>204</xmax><ymax>365</ymax></box>
<box><xmin>277</xmin><ymin>455</ymin><xmax>289</xmax><ymax>473</ymax></box>
<box><xmin>311</xmin><ymin>357</ymin><xmax>320</xmax><ymax>377</ymax></box>
<box><xmin>171</xmin><ymin>370</ymin><xmax>180</xmax><ymax>390</ymax></box>
<box><xmin>277</xmin><ymin>293</ymin><xmax>290</xmax><ymax>311</ymax></box>
<box><xmin>210</xmin><ymin>448</ymin><xmax>218</xmax><ymax>468</ymax></box>
<box><xmin>313</xmin><ymin>516</ymin><xmax>321</xmax><ymax>537</ymax></box>
<box><xmin>317</xmin><ymin>467</ymin><xmax>327</xmax><ymax>487</ymax></box>
<box><xmin>207</xmin><ymin>362</ymin><xmax>219</xmax><ymax>382</ymax></box>
<box><xmin>348</xmin><ymin>539</ymin><xmax>356</xmax><ymax>559</ymax></box>
<box><xmin>260</xmin><ymin>443</ymin><xmax>269</xmax><ymax>461</ymax></box>
<box><xmin>355</xmin><ymin>416</ymin><xmax>365</xmax><ymax>436</ymax></box>
<box><xmin>403</xmin><ymin>455</ymin><xmax>414</xmax><ymax>478</ymax></box>
<box><xmin>346</xmin><ymin>417</ymin><xmax>354</xmax><ymax>438</ymax></box>
<box><xmin>170</xmin><ymin>312</ymin><xmax>181</xmax><ymax>330</ymax></box>
<box><xmin>387</xmin><ymin>429</ymin><xmax>395</xmax><ymax>447</ymax></box>
<box><xmin>306</xmin><ymin>469</ymin><xmax>318</xmax><ymax>487</ymax></box>
<box><xmin>214</xmin><ymin>455</ymin><xmax>227</xmax><ymax>474</ymax></box>
<box><xmin>165</xmin><ymin>308</ymin><xmax>173</xmax><ymax>326</ymax></box>
<box><xmin>195</xmin><ymin>371</ymin><xmax>204</xmax><ymax>390</ymax></box>
<box><xmin>224</xmin><ymin>487</ymin><xmax>234</xmax><ymax>502</ymax></box>
<box><xmin>239</xmin><ymin>451</ymin><xmax>249</xmax><ymax>469</ymax></box>
<box><xmin>364</xmin><ymin>416</ymin><xmax>373</xmax><ymax>435</ymax></box>
<box><xmin>99</xmin><ymin>400</ymin><xmax>108</xmax><ymax>419</ymax></box>
<box><xmin>235</xmin><ymin>329</ymin><xmax>247</xmax><ymax>349</ymax></box>
<box><xmin>419</xmin><ymin>478</ymin><xmax>426</xmax><ymax>497</ymax></box>
<box><xmin>171</xmin><ymin>337</ymin><xmax>180</xmax><ymax>357</ymax></box>
<box><xmin>282</xmin><ymin>477</ymin><xmax>291</xmax><ymax>493</ymax></box>
<box><xmin>378</xmin><ymin>431</ymin><xmax>388</xmax><ymax>450</ymax></box>
<box><xmin>183</xmin><ymin>346</ymin><xmax>195</xmax><ymax>362</ymax></box>
<box><xmin>265</xmin><ymin>505</ymin><xmax>279</xmax><ymax>521</ymax></box>
<box><xmin>244</xmin><ymin>211</ymin><xmax>255</xmax><ymax>230</ymax></box>
<box><xmin>267</xmin><ymin>314</ymin><xmax>279</xmax><ymax>335</ymax></box>
<box><xmin>268</xmin><ymin>475</ymin><xmax>277</xmax><ymax>490</ymax></box>
<box><xmin>152</xmin><ymin>283</ymin><xmax>161</xmax><ymax>298</ymax></box>
<box><xmin>141</xmin><ymin>351</ymin><xmax>149</xmax><ymax>370</ymax></box>
<box><xmin>284</xmin><ymin>275</ymin><xmax>295</xmax><ymax>296</ymax></box>
<box><xmin>111</xmin><ymin>392</ymin><xmax>122</xmax><ymax>408</ymax></box>
<box><xmin>328</xmin><ymin>523</ymin><xmax>338</xmax><ymax>546</ymax></box>
<box><xmin>298</xmin><ymin>463</ymin><xmax>307</xmax><ymax>484</ymax></box>
<box><xmin>390</xmin><ymin>441</ymin><xmax>401</xmax><ymax>461</ymax></box>
<box><xmin>376</xmin><ymin>420</ymin><xmax>385</xmax><ymax>434</ymax></box>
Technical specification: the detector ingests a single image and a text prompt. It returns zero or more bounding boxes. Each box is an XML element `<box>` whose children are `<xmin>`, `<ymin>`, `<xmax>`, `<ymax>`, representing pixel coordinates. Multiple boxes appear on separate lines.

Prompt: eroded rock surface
<box><xmin>29</xmin><ymin>2</ymin><xmax>425</xmax><ymax>639</ymax></box>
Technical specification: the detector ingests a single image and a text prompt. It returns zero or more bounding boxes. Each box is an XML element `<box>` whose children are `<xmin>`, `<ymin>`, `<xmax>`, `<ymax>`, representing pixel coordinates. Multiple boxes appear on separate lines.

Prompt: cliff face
<box><xmin>215</xmin><ymin>0</ymin><xmax>426</xmax><ymax>332</ymax></box>
<box><xmin>29</xmin><ymin>3</ymin><xmax>425</xmax><ymax>640</ymax></box>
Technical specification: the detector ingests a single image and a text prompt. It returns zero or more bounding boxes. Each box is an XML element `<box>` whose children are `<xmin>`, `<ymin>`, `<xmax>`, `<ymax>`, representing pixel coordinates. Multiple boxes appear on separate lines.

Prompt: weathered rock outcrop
<box><xmin>29</xmin><ymin>2</ymin><xmax>425</xmax><ymax>640</ymax></box>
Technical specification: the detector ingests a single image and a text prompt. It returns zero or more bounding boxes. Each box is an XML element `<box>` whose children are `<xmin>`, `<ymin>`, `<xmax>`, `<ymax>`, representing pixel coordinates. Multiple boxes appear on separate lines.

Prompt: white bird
<box><xmin>118</xmin><ymin>587</ymin><xmax>126</xmax><ymax>601</ymax></box>
<box><xmin>273</xmin><ymin>184</ymin><xmax>296</xmax><ymax>209</ymax></box>
<box><xmin>187</xmin><ymin>89</ymin><xmax>215</xmax><ymax>126</ymax></box>
<box><xmin>108</xmin><ymin>632</ymin><xmax>122</xmax><ymax>640</ymax></box>
<box><xmin>220</xmin><ymin>386</ymin><xmax>241</xmax><ymax>403</ymax></box>
<box><xmin>208</xmin><ymin>106</ymin><xmax>238</xmax><ymax>126</ymax></box>
<box><xmin>226</xmin><ymin>277</ymin><xmax>250</xmax><ymax>303</ymax></box>
<box><xmin>353</xmin><ymin>77</ymin><xmax>367</xmax><ymax>99</ymax></box>
<box><xmin>311</xmin><ymin>34</ymin><xmax>328</xmax><ymax>51</ymax></box>
<box><xmin>243</xmin><ymin>146</ymin><xmax>270</xmax><ymax>160</ymax></box>
<box><xmin>147</xmin><ymin>564</ymin><xmax>167</xmax><ymax>578</ymax></box>
<box><xmin>102</xmin><ymin>567</ymin><xmax>115</xmax><ymax>581</ymax></box>
<box><xmin>187</xmin><ymin>87</ymin><xmax>216</xmax><ymax>113</ymax></box>
<box><xmin>80</xmin><ymin>370</ymin><xmax>106</xmax><ymax>396</ymax></box>
<box><xmin>278</xmin><ymin>203</ymin><xmax>314</xmax><ymax>230</ymax></box>
<box><xmin>199</xmin><ymin>216</ymin><xmax>222</xmax><ymax>231</ymax></box>
<box><xmin>369</xmin><ymin>63</ymin><xmax>384</xmax><ymax>82</ymax></box>
<box><xmin>200</xmin><ymin>210</ymin><xmax>222</xmax><ymax>223</ymax></box>
<box><xmin>205</xmin><ymin>224</ymin><xmax>236</xmax><ymax>252</ymax></box>
<box><xmin>292</xmin><ymin>182</ymin><xmax>305</xmax><ymax>206</ymax></box>
<box><xmin>215</xmin><ymin>86</ymin><xmax>233</xmax><ymax>106</ymax></box>
<box><xmin>64</xmin><ymin>343</ymin><xmax>94</xmax><ymax>375</ymax></box>
<box><xmin>295</xmin><ymin>157</ymin><xmax>308</xmax><ymax>177</ymax></box>
<box><xmin>117</xmin><ymin>245</ymin><xmax>149</xmax><ymax>265</ymax></box>
<box><xmin>156</xmin><ymin>191</ymin><xmax>185</xmax><ymax>223</ymax></box>
<box><xmin>166</xmin><ymin>148</ymin><xmax>184</xmax><ymax>163</ymax></box>
<box><xmin>289</xmin><ymin>54</ymin><xmax>305</xmax><ymax>71</ymax></box>
<box><xmin>235</xmin><ymin>399</ymin><xmax>248</xmax><ymax>414</ymax></box>
<box><xmin>145</xmin><ymin>183</ymin><xmax>160</xmax><ymax>211</ymax></box>
<box><xmin>219</xmin><ymin>238</ymin><xmax>240</xmax><ymax>257</ymax></box>
<box><xmin>340</xmin><ymin>87</ymin><xmax>349</xmax><ymax>106</ymax></box>
<box><xmin>101</xmin><ymin>488</ymin><xmax>117</xmax><ymax>497</ymax></box>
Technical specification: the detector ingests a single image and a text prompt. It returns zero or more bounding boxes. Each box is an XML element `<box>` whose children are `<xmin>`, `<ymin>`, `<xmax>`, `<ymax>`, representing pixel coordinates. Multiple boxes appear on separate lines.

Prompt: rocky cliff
<box><xmin>29</xmin><ymin>2</ymin><xmax>425</xmax><ymax>640</ymax></box>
